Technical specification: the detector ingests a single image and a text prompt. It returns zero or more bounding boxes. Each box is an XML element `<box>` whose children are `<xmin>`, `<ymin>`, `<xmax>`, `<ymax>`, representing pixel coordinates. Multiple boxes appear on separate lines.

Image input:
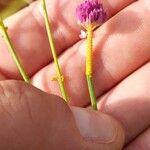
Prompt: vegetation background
<box><xmin>0</xmin><ymin>0</ymin><xmax>36</xmax><ymax>18</ymax></box>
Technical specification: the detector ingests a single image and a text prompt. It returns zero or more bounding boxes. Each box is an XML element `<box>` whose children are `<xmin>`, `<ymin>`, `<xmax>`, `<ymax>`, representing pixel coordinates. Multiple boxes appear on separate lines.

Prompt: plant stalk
<box><xmin>0</xmin><ymin>18</ymin><xmax>30</xmax><ymax>83</ymax></box>
<box><xmin>86</xmin><ymin>25</ymin><xmax>97</xmax><ymax>110</ymax></box>
<box><xmin>41</xmin><ymin>0</ymin><xmax>68</xmax><ymax>102</ymax></box>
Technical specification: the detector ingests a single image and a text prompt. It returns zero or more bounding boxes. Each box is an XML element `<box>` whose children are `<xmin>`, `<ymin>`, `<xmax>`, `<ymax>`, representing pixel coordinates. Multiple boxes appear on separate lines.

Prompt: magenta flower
<box><xmin>76</xmin><ymin>0</ymin><xmax>106</xmax><ymax>30</ymax></box>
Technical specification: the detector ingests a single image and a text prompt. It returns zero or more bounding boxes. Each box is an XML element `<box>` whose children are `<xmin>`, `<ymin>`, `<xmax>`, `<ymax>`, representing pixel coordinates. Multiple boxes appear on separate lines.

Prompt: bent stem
<box><xmin>0</xmin><ymin>18</ymin><xmax>30</xmax><ymax>83</ymax></box>
<box><xmin>86</xmin><ymin>25</ymin><xmax>97</xmax><ymax>110</ymax></box>
<box><xmin>41</xmin><ymin>0</ymin><xmax>68</xmax><ymax>102</ymax></box>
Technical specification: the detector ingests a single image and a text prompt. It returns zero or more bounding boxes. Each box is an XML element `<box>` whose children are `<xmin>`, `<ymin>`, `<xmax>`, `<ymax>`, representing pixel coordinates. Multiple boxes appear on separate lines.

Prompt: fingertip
<box><xmin>71</xmin><ymin>107</ymin><xmax>125</xmax><ymax>150</ymax></box>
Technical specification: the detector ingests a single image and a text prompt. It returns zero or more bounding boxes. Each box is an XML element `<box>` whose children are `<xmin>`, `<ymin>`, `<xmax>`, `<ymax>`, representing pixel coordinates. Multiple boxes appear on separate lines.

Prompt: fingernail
<box><xmin>71</xmin><ymin>107</ymin><xmax>117</xmax><ymax>143</ymax></box>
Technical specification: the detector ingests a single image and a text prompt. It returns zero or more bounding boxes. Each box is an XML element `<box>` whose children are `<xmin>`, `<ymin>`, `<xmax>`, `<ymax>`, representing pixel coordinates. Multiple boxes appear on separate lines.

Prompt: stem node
<box><xmin>41</xmin><ymin>0</ymin><xmax>68</xmax><ymax>102</ymax></box>
<box><xmin>0</xmin><ymin>18</ymin><xmax>30</xmax><ymax>83</ymax></box>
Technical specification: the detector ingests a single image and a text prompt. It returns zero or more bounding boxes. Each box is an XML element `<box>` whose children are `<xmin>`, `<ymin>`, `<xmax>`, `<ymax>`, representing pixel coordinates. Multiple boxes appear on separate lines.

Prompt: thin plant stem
<box><xmin>41</xmin><ymin>0</ymin><xmax>68</xmax><ymax>102</ymax></box>
<box><xmin>86</xmin><ymin>25</ymin><xmax>97</xmax><ymax>110</ymax></box>
<box><xmin>0</xmin><ymin>18</ymin><xmax>30</xmax><ymax>83</ymax></box>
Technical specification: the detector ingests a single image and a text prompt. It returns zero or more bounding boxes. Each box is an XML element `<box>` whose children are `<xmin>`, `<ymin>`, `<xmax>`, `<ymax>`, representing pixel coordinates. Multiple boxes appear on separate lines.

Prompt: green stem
<box><xmin>86</xmin><ymin>75</ymin><xmax>98</xmax><ymax>110</ymax></box>
<box><xmin>0</xmin><ymin>18</ymin><xmax>30</xmax><ymax>83</ymax></box>
<box><xmin>41</xmin><ymin>0</ymin><xmax>68</xmax><ymax>102</ymax></box>
<box><xmin>86</xmin><ymin>25</ymin><xmax>98</xmax><ymax>110</ymax></box>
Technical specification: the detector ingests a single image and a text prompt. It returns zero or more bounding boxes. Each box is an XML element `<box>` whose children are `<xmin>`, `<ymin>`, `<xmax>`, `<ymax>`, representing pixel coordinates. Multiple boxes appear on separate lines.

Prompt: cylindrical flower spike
<box><xmin>76</xmin><ymin>0</ymin><xmax>106</xmax><ymax>110</ymax></box>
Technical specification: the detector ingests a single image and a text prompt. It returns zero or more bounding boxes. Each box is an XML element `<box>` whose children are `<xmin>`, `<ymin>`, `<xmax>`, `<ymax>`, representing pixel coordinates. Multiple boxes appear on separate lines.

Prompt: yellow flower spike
<box><xmin>86</xmin><ymin>25</ymin><xmax>93</xmax><ymax>77</ymax></box>
<box><xmin>86</xmin><ymin>25</ymin><xmax>97</xmax><ymax>110</ymax></box>
<box><xmin>41</xmin><ymin>0</ymin><xmax>68</xmax><ymax>102</ymax></box>
<box><xmin>0</xmin><ymin>17</ymin><xmax>30</xmax><ymax>83</ymax></box>
<box><xmin>76</xmin><ymin>0</ymin><xmax>107</xmax><ymax>110</ymax></box>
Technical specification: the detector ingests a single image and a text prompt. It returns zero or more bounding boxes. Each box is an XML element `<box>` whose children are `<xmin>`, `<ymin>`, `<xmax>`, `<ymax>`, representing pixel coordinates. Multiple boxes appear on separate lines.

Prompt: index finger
<box><xmin>0</xmin><ymin>0</ymin><xmax>135</xmax><ymax>79</ymax></box>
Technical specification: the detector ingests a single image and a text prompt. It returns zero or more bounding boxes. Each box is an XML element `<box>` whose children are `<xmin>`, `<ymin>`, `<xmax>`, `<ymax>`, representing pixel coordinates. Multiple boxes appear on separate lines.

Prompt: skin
<box><xmin>0</xmin><ymin>0</ymin><xmax>149</xmax><ymax>149</ymax></box>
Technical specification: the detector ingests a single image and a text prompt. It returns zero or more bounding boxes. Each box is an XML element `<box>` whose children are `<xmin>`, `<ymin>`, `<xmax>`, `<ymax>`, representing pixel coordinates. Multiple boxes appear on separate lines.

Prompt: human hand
<box><xmin>0</xmin><ymin>80</ymin><xmax>124</xmax><ymax>149</ymax></box>
<box><xmin>0</xmin><ymin>0</ymin><xmax>149</xmax><ymax>149</ymax></box>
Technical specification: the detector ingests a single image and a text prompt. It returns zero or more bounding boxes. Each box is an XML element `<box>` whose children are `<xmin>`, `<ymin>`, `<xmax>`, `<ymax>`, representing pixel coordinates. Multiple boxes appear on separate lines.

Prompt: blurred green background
<box><xmin>0</xmin><ymin>0</ymin><xmax>35</xmax><ymax>19</ymax></box>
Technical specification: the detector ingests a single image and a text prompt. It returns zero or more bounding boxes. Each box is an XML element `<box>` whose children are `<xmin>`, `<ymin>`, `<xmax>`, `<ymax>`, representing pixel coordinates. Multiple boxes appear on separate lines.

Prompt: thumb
<box><xmin>0</xmin><ymin>80</ymin><xmax>124</xmax><ymax>150</ymax></box>
<box><xmin>71</xmin><ymin>107</ymin><xmax>125</xmax><ymax>150</ymax></box>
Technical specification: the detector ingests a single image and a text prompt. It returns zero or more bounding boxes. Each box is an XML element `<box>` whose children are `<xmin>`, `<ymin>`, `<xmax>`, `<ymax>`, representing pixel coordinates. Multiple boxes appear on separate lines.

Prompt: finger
<box><xmin>124</xmin><ymin>128</ymin><xmax>150</xmax><ymax>150</ymax></box>
<box><xmin>0</xmin><ymin>0</ymin><xmax>135</xmax><ymax>78</ymax></box>
<box><xmin>32</xmin><ymin>0</ymin><xmax>150</xmax><ymax>106</ymax></box>
<box><xmin>0</xmin><ymin>72</ymin><xmax>6</xmax><ymax>80</ymax></box>
<box><xmin>0</xmin><ymin>80</ymin><xmax>124</xmax><ymax>150</ymax></box>
<box><xmin>98</xmin><ymin>62</ymin><xmax>150</xmax><ymax>145</ymax></box>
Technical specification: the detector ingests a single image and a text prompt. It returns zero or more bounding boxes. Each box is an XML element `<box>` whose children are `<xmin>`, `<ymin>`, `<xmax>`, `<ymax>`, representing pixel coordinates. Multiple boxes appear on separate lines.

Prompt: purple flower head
<box><xmin>76</xmin><ymin>0</ymin><xmax>106</xmax><ymax>30</ymax></box>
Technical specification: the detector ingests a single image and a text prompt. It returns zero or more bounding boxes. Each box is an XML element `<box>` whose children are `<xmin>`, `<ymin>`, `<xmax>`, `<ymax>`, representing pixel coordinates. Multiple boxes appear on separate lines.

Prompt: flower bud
<box><xmin>76</xmin><ymin>0</ymin><xmax>106</xmax><ymax>30</ymax></box>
